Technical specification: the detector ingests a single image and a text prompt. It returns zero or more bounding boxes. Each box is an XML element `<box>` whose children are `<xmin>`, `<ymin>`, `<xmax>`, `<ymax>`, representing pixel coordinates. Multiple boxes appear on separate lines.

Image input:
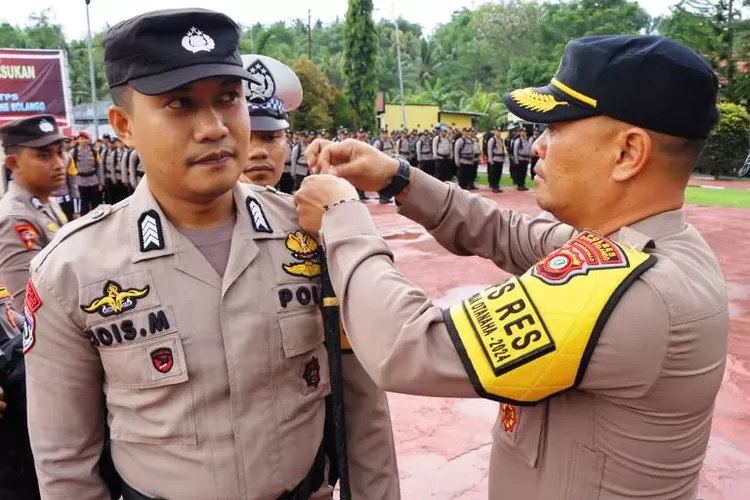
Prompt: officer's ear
<box><xmin>611</xmin><ymin>125</ymin><xmax>651</xmax><ymax>182</ymax></box>
<box><xmin>108</xmin><ymin>85</ymin><xmax>134</xmax><ymax>149</ymax></box>
<box><xmin>3</xmin><ymin>147</ymin><xmax>20</xmax><ymax>172</ymax></box>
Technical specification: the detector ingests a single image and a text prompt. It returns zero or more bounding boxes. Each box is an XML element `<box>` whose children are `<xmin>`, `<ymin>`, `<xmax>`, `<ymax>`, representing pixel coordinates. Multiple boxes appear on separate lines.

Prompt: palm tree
<box><xmin>416</xmin><ymin>39</ymin><xmax>443</xmax><ymax>84</ymax></box>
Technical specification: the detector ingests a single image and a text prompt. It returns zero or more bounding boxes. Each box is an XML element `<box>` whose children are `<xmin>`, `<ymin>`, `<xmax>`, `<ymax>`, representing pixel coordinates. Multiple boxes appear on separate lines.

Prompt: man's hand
<box><xmin>306</xmin><ymin>138</ymin><xmax>400</xmax><ymax>192</ymax></box>
<box><xmin>294</xmin><ymin>175</ymin><xmax>359</xmax><ymax>238</ymax></box>
<box><xmin>72</xmin><ymin>213</ymin><xmax>81</xmax><ymax>220</ymax></box>
<box><xmin>0</xmin><ymin>386</ymin><xmax>7</xmax><ymax>417</ymax></box>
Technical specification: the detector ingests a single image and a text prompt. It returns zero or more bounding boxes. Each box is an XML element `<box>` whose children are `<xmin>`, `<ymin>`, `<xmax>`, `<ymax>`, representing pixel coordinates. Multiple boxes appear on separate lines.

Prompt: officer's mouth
<box><xmin>244</xmin><ymin>164</ymin><xmax>274</xmax><ymax>173</ymax></box>
<box><xmin>188</xmin><ymin>149</ymin><xmax>236</xmax><ymax>166</ymax></box>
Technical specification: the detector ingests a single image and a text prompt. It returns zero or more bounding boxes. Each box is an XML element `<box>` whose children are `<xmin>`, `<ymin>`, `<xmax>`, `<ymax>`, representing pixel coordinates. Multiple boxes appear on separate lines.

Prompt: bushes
<box><xmin>697</xmin><ymin>102</ymin><xmax>750</xmax><ymax>178</ymax></box>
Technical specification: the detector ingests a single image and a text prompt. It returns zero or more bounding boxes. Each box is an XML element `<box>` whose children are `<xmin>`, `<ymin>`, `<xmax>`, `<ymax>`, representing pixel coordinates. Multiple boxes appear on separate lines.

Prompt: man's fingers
<box><xmin>305</xmin><ymin>138</ymin><xmax>332</xmax><ymax>172</ymax></box>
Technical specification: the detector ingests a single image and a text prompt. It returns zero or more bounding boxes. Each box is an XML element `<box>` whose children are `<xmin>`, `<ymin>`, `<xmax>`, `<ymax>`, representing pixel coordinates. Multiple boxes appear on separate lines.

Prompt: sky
<box><xmin>2</xmin><ymin>0</ymin><xmax>680</xmax><ymax>41</ymax></box>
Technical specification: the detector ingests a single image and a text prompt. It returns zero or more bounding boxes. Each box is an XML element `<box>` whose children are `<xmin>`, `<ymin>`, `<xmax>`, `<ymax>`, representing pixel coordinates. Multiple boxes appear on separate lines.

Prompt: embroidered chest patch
<box><xmin>282</xmin><ymin>230</ymin><xmax>321</xmax><ymax>280</ymax></box>
<box><xmin>80</xmin><ymin>280</ymin><xmax>150</xmax><ymax>317</ymax></box>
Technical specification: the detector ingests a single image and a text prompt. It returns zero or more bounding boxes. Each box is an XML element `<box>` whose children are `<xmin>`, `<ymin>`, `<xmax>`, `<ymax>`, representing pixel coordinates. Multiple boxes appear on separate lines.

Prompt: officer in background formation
<box><xmin>296</xmin><ymin>34</ymin><xmax>727</xmax><ymax>500</ymax></box>
<box><xmin>416</xmin><ymin>129</ymin><xmax>434</xmax><ymax>177</ymax></box>
<box><xmin>25</xmin><ymin>9</ymin><xmax>400</xmax><ymax>500</ymax></box>
<box><xmin>354</xmin><ymin>129</ymin><xmax>369</xmax><ymax>201</ymax></box>
<box><xmin>291</xmin><ymin>130</ymin><xmax>312</xmax><ymax>191</ymax></box>
<box><xmin>241</xmin><ymin>54</ymin><xmax>302</xmax><ymax>192</ymax></box>
<box><xmin>529</xmin><ymin>126</ymin><xmax>541</xmax><ymax>180</ymax></box>
<box><xmin>70</xmin><ymin>131</ymin><xmax>104</xmax><ymax>214</ymax></box>
<box><xmin>453</xmin><ymin>127</ymin><xmax>477</xmax><ymax>190</ymax></box>
<box><xmin>395</xmin><ymin>130</ymin><xmax>411</xmax><ymax>162</ymax></box>
<box><xmin>432</xmin><ymin>125</ymin><xmax>453</xmax><ymax>182</ymax></box>
<box><xmin>278</xmin><ymin>130</ymin><xmax>295</xmax><ymax>194</ymax></box>
<box><xmin>372</xmin><ymin>128</ymin><xmax>394</xmax><ymax>204</ymax></box>
<box><xmin>486</xmin><ymin>126</ymin><xmax>506</xmax><ymax>193</ymax></box>
<box><xmin>512</xmin><ymin>126</ymin><xmax>532</xmax><ymax>191</ymax></box>
<box><xmin>504</xmin><ymin>124</ymin><xmax>518</xmax><ymax>187</ymax></box>
<box><xmin>50</xmin><ymin>135</ymin><xmax>82</xmax><ymax>221</ymax></box>
<box><xmin>126</xmin><ymin>146</ymin><xmax>144</xmax><ymax>192</ymax></box>
<box><xmin>0</xmin><ymin>115</ymin><xmax>69</xmax><ymax>312</ymax></box>
<box><xmin>102</xmin><ymin>137</ymin><xmax>121</xmax><ymax>204</ymax></box>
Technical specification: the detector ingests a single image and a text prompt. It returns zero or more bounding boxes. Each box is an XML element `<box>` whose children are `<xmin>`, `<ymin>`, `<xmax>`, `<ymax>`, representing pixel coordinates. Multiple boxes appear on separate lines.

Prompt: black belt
<box><xmin>78</xmin><ymin>170</ymin><xmax>98</xmax><ymax>177</ymax></box>
<box><xmin>121</xmin><ymin>442</ymin><xmax>325</xmax><ymax>500</ymax></box>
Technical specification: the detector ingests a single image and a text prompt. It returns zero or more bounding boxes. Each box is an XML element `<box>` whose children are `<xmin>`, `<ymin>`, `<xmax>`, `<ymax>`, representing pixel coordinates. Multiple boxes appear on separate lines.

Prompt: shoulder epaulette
<box><xmin>31</xmin><ymin>203</ymin><xmax>122</xmax><ymax>271</ymax></box>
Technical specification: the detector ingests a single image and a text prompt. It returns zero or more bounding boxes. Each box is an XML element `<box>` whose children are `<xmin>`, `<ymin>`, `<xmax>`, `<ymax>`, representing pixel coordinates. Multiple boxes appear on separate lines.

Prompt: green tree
<box><xmin>659</xmin><ymin>0</ymin><xmax>749</xmax><ymax>103</ymax></box>
<box><xmin>697</xmin><ymin>102</ymin><xmax>750</xmax><ymax>177</ymax></box>
<box><xmin>343</xmin><ymin>0</ymin><xmax>378</xmax><ymax>131</ymax></box>
<box><xmin>289</xmin><ymin>58</ymin><xmax>335</xmax><ymax>131</ymax></box>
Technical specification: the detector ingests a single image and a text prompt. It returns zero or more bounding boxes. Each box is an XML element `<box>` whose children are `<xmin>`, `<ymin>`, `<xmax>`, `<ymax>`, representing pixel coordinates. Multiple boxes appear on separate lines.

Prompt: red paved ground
<box><xmin>358</xmin><ymin>186</ymin><xmax>750</xmax><ymax>500</ymax></box>
<box><xmin>689</xmin><ymin>178</ymin><xmax>750</xmax><ymax>190</ymax></box>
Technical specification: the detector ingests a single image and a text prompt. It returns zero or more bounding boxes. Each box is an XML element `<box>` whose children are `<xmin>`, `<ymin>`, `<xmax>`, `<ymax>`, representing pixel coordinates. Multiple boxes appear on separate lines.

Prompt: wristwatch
<box><xmin>378</xmin><ymin>155</ymin><xmax>411</xmax><ymax>198</ymax></box>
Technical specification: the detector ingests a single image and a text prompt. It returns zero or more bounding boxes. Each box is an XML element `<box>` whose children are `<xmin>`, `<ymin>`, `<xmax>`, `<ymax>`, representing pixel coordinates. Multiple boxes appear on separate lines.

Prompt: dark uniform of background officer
<box><xmin>24</xmin><ymin>8</ymin><xmax>399</xmax><ymax>500</ymax></box>
<box><xmin>296</xmin><ymin>34</ymin><xmax>728</xmax><ymax>500</ymax></box>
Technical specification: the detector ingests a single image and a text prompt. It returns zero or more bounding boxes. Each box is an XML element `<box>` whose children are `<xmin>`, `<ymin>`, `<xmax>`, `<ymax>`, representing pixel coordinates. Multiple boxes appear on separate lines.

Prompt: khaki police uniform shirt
<box><xmin>319</xmin><ymin>169</ymin><xmax>728</xmax><ymax>500</ymax></box>
<box><xmin>25</xmin><ymin>180</ymin><xmax>400</xmax><ymax>500</ymax></box>
<box><xmin>0</xmin><ymin>182</ymin><xmax>65</xmax><ymax>312</ymax></box>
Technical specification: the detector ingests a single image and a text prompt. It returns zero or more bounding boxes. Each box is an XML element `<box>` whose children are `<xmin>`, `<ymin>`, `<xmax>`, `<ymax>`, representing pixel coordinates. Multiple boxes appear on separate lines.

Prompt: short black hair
<box><xmin>3</xmin><ymin>144</ymin><xmax>20</xmax><ymax>156</ymax></box>
<box><xmin>110</xmin><ymin>85</ymin><xmax>132</xmax><ymax>110</ymax></box>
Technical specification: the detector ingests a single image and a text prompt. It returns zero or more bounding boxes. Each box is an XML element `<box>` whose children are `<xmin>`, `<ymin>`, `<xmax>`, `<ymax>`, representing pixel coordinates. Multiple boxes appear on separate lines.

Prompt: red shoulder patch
<box><xmin>25</xmin><ymin>281</ymin><xmax>42</xmax><ymax>313</ymax></box>
<box><xmin>14</xmin><ymin>223</ymin><xmax>39</xmax><ymax>251</ymax></box>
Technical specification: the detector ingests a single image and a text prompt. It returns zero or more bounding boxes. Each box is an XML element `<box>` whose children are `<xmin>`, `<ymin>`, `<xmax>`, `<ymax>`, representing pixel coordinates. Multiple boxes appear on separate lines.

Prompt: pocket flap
<box><xmin>492</xmin><ymin>402</ymin><xmax>547</xmax><ymax>468</ymax></box>
<box><xmin>278</xmin><ymin>310</ymin><xmax>324</xmax><ymax>358</ymax></box>
<box><xmin>100</xmin><ymin>333</ymin><xmax>189</xmax><ymax>390</ymax></box>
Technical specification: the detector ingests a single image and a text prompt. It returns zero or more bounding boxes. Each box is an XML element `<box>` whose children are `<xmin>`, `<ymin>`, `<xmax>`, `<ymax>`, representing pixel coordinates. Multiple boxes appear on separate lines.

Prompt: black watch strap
<box><xmin>378</xmin><ymin>155</ymin><xmax>411</xmax><ymax>198</ymax></box>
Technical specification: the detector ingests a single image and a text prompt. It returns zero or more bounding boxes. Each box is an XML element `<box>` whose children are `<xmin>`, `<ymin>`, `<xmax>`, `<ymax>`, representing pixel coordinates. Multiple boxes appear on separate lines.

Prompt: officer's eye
<box><xmin>166</xmin><ymin>97</ymin><xmax>192</xmax><ymax>110</ymax></box>
<box><xmin>220</xmin><ymin>91</ymin><xmax>240</xmax><ymax>103</ymax></box>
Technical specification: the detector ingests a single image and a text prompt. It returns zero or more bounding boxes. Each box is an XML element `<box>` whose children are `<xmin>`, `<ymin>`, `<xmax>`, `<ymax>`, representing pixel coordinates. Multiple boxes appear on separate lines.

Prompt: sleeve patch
<box><xmin>25</xmin><ymin>280</ymin><xmax>43</xmax><ymax>313</ymax></box>
<box><xmin>14</xmin><ymin>222</ymin><xmax>39</xmax><ymax>250</ymax></box>
<box><xmin>22</xmin><ymin>305</ymin><xmax>36</xmax><ymax>354</ymax></box>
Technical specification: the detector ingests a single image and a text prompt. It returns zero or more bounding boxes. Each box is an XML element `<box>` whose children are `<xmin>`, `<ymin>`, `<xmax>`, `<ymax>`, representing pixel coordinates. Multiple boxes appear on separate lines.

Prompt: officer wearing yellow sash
<box><xmin>295</xmin><ymin>35</ymin><xmax>728</xmax><ymax>499</ymax></box>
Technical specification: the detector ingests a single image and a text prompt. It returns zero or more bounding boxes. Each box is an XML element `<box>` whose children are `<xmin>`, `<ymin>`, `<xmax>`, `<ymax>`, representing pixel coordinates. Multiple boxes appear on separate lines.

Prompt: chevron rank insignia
<box><xmin>246</xmin><ymin>197</ymin><xmax>272</xmax><ymax>233</ymax></box>
<box><xmin>138</xmin><ymin>210</ymin><xmax>165</xmax><ymax>252</ymax></box>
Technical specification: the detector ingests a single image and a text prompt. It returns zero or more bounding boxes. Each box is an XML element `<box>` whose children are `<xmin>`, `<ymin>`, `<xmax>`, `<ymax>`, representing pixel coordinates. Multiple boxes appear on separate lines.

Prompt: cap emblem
<box><xmin>181</xmin><ymin>27</ymin><xmax>215</xmax><ymax>54</ymax></box>
<box><xmin>38</xmin><ymin>120</ymin><xmax>54</xmax><ymax>133</ymax></box>
<box><xmin>510</xmin><ymin>88</ymin><xmax>569</xmax><ymax>113</ymax></box>
<box><xmin>247</xmin><ymin>60</ymin><xmax>276</xmax><ymax>105</ymax></box>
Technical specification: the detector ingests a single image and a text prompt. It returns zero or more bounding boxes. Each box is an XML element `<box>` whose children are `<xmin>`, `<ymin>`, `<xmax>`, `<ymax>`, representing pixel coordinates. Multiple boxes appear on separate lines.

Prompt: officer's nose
<box><xmin>193</xmin><ymin>106</ymin><xmax>229</xmax><ymax>143</ymax></box>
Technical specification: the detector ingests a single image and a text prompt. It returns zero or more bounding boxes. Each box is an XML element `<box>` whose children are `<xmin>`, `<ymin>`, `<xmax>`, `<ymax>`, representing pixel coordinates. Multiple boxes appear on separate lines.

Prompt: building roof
<box><xmin>440</xmin><ymin>110</ymin><xmax>487</xmax><ymax>117</ymax></box>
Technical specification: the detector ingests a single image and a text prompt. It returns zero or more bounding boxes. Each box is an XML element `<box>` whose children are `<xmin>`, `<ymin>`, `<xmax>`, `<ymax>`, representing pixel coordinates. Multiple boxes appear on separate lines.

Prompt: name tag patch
<box><xmin>87</xmin><ymin>307</ymin><xmax>175</xmax><ymax>348</ymax></box>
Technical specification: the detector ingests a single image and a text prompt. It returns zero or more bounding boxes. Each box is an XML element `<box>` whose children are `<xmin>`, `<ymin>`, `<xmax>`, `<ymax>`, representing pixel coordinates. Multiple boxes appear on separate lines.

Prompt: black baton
<box><xmin>320</xmin><ymin>250</ymin><xmax>352</xmax><ymax>500</ymax></box>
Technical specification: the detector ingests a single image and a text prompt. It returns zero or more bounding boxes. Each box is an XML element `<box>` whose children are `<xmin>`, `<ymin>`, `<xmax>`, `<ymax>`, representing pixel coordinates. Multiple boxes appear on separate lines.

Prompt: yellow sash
<box><xmin>444</xmin><ymin>231</ymin><xmax>657</xmax><ymax>405</ymax></box>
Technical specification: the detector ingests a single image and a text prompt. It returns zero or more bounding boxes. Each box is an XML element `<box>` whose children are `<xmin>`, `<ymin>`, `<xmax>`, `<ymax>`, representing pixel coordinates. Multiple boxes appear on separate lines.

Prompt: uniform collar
<box><xmin>608</xmin><ymin>209</ymin><xmax>686</xmax><ymax>251</ymax></box>
<box><xmin>129</xmin><ymin>179</ymin><xmax>285</xmax><ymax>264</ymax></box>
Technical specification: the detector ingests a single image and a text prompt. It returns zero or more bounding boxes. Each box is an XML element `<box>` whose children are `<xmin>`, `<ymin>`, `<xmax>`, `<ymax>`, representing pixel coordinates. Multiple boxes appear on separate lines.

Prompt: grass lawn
<box><xmin>473</xmin><ymin>173</ymin><xmax>750</xmax><ymax>209</ymax></box>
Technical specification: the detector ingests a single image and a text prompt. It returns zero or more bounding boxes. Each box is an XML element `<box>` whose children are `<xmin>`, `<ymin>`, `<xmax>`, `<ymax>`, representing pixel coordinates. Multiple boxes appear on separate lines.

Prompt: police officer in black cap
<box><xmin>25</xmin><ymin>8</ymin><xmax>400</xmax><ymax>500</ymax></box>
<box><xmin>0</xmin><ymin>115</ymin><xmax>68</xmax><ymax>312</ymax></box>
<box><xmin>295</xmin><ymin>34</ymin><xmax>726</xmax><ymax>499</ymax></box>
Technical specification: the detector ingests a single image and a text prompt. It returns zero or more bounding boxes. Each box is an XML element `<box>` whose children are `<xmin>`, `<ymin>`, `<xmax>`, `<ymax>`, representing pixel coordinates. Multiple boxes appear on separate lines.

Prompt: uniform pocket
<box><xmin>277</xmin><ymin>310</ymin><xmax>330</xmax><ymax>421</ymax></box>
<box><xmin>100</xmin><ymin>333</ymin><xmax>196</xmax><ymax>445</ymax></box>
<box><xmin>565</xmin><ymin>443</ymin><xmax>605</xmax><ymax>500</ymax></box>
<box><xmin>492</xmin><ymin>402</ymin><xmax>547</xmax><ymax>468</ymax></box>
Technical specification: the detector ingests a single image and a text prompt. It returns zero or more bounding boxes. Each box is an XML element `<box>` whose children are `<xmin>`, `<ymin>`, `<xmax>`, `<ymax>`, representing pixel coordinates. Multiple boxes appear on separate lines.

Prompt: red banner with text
<box><xmin>0</xmin><ymin>49</ymin><xmax>70</xmax><ymax>130</ymax></box>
